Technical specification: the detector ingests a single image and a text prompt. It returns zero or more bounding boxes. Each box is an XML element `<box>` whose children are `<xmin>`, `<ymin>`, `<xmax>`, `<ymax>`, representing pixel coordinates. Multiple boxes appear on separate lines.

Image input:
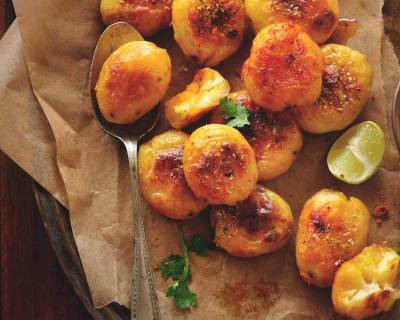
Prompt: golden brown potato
<box><xmin>211</xmin><ymin>91</ymin><xmax>303</xmax><ymax>180</ymax></box>
<box><xmin>210</xmin><ymin>185</ymin><xmax>293</xmax><ymax>257</ymax></box>
<box><xmin>242</xmin><ymin>23</ymin><xmax>324</xmax><ymax>112</ymax></box>
<box><xmin>138</xmin><ymin>130</ymin><xmax>207</xmax><ymax>219</ymax></box>
<box><xmin>96</xmin><ymin>41</ymin><xmax>171</xmax><ymax>124</ymax></box>
<box><xmin>100</xmin><ymin>0</ymin><xmax>172</xmax><ymax>37</ymax></box>
<box><xmin>328</xmin><ymin>19</ymin><xmax>359</xmax><ymax>45</ymax></box>
<box><xmin>183</xmin><ymin>124</ymin><xmax>258</xmax><ymax>205</ymax></box>
<box><xmin>172</xmin><ymin>0</ymin><xmax>247</xmax><ymax>66</ymax></box>
<box><xmin>165</xmin><ymin>68</ymin><xmax>230</xmax><ymax>129</ymax></box>
<box><xmin>245</xmin><ymin>0</ymin><xmax>339</xmax><ymax>44</ymax></box>
<box><xmin>332</xmin><ymin>244</ymin><xmax>400</xmax><ymax>320</ymax></box>
<box><xmin>296</xmin><ymin>189</ymin><xmax>370</xmax><ymax>288</ymax></box>
<box><xmin>295</xmin><ymin>44</ymin><xmax>372</xmax><ymax>134</ymax></box>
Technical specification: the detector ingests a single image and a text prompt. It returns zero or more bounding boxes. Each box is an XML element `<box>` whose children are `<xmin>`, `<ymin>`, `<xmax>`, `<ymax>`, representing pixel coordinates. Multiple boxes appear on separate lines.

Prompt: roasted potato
<box><xmin>100</xmin><ymin>0</ymin><xmax>172</xmax><ymax>37</ymax></box>
<box><xmin>332</xmin><ymin>244</ymin><xmax>400</xmax><ymax>320</ymax></box>
<box><xmin>295</xmin><ymin>44</ymin><xmax>372</xmax><ymax>134</ymax></box>
<box><xmin>172</xmin><ymin>0</ymin><xmax>247</xmax><ymax>66</ymax></box>
<box><xmin>211</xmin><ymin>91</ymin><xmax>303</xmax><ymax>180</ymax></box>
<box><xmin>96</xmin><ymin>41</ymin><xmax>171</xmax><ymax>124</ymax></box>
<box><xmin>328</xmin><ymin>19</ymin><xmax>359</xmax><ymax>45</ymax></box>
<box><xmin>242</xmin><ymin>23</ymin><xmax>324</xmax><ymax>112</ymax></box>
<box><xmin>138</xmin><ymin>130</ymin><xmax>207</xmax><ymax>219</ymax></box>
<box><xmin>210</xmin><ymin>185</ymin><xmax>293</xmax><ymax>257</ymax></box>
<box><xmin>165</xmin><ymin>68</ymin><xmax>230</xmax><ymax>129</ymax></box>
<box><xmin>296</xmin><ymin>189</ymin><xmax>370</xmax><ymax>287</ymax></box>
<box><xmin>245</xmin><ymin>0</ymin><xmax>339</xmax><ymax>44</ymax></box>
<box><xmin>183</xmin><ymin>124</ymin><xmax>258</xmax><ymax>205</ymax></box>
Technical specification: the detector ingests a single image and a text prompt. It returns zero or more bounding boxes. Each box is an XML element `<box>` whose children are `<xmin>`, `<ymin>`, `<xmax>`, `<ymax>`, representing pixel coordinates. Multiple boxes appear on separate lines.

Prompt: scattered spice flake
<box><xmin>214</xmin><ymin>279</ymin><xmax>280</xmax><ymax>319</ymax></box>
<box><xmin>372</xmin><ymin>205</ymin><xmax>390</xmax><ymax>225</ymax></box>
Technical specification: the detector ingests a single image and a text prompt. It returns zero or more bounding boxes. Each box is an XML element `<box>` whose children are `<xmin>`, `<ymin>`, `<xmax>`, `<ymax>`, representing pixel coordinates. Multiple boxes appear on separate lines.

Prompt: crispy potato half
<box><xmin>210</xmin><ymin>185</ymin><xmax>293</xmax><ymax>257</ymax></box>
<box><xmin>96</xmin><ymin>41</ymin><xmax>171</xmax><ymax>124</ymax></box>
<box><xmin>332</xmin><ymin>244</ymin><xmax>400</xmax><ymax>320</ymax></box>
<box><xmin>328</xmin><ymin>19</ymin><xmax>359</xmax><ymax>45</ymax></box>
<box><xmin>211</xmin><ymin>91</ymin><xmax>303</xmax><ymax>180</ymax></box>
<box><xmin>100</xmin><ymin>0</ymin><xmax>172</xmax><ymax>37</ymax></box>
<box><xmin>242</xmin><ymin>23</ymin><xmax>324</xmax><ymax>112</ymax></box>
<box><xmin>295</xmin><ymin>44</ymin><xmax>372</xmax><ymax>134</ymax></box>
<box><xmin>138</xmin><ymin>130</ymin><xmax>207</xmax><ymax>219</ymax></box>
<box><xmin>172</xmin><ymin>0</ymin><xmax>247</xmax><ymax>66</ymax></box>
<box><xmin>183</xmin><ymin>124</ymin><xmax>258</xmax><ymax>205</ymax></box>
<box><xmin>296</xmin><ymin>189</ymin><xmax>370</xmax><ymax>287</ymax></box>
<box><xmin>245</xmin><ymin>0</ymin><xmax>339</xmax><ymax>44</ymax></box>
<box><xmin>165</xmin><ymin>68</ymin><xmax>230</xmax><ymax>129</ymax></box>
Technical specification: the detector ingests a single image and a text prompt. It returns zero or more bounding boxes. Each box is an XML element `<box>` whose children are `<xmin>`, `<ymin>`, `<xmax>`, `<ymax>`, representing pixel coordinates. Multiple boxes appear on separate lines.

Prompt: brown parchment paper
<box><xmin>0</xmin><ymin>22</ymin><xmax>67</xmax><ymax>205</ymax></box>
<box><xmin>0</xmin><ymin>0</ymin><xmax>398</xmax><ymax>318</ymax></box>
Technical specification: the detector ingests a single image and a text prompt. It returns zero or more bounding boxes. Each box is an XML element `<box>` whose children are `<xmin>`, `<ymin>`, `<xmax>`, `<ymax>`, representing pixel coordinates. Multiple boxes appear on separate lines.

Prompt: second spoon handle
<box><xmin>124</xmin><ymin>139</ymin><xmax>161</xmax><ymax>320</ymax></box>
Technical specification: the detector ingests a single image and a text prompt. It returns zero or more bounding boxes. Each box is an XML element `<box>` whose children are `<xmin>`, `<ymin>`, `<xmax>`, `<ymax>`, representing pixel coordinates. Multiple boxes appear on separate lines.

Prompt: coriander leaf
<box><xmin>160</xmin><ymin>254</ymin><xmax>187</xmax><ymax>280</ymax></box>
<box><xmin>166</xmin><ymin>279</ymin><xmax>197</xmax><ymax>309</ymax></box>
<box><xmin>187</xmin><ymin>234</ymin><xmax>215</xmax><ymax>256</ymax></box>
<box><xmin>219</xmin><ymin>97</ymin><xmax>250</xmax><ymax>128</ymax></box>
<box><xmin>160</xmin><ymin>230</ymin><xmax>198</xmax><ymax>309</ymax></box>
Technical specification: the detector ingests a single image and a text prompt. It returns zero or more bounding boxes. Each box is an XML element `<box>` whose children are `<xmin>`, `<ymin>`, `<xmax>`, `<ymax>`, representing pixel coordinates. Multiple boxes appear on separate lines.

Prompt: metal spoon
<box><xmin>392</xmin><ymin>81</ymin><xmax>400</xmax><ymax>152</ymax></box>
<box><xmin>89</xmin><ymin>22</ymin><xmax>161</xmax><ymax>320</ymax></box>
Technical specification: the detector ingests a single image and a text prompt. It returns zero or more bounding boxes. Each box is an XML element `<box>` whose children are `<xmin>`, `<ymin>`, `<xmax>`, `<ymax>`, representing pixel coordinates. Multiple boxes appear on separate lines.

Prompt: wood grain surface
<box><xmin>0</xmin><ymin>1</ymin><xmax>90</xmax><ymax>319</ymax></box>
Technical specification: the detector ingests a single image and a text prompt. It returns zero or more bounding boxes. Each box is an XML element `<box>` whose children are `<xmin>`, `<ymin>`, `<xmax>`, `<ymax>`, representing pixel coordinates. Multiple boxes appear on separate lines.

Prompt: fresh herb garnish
<box><xmin>187</xmin><ymin>234</ymin><xmax>215</xmax><ymax>256</ymax></box>
<box><xmin>160</xmin><ymin>232</ymin><xmax>212</xmax><ymax>309</ymax></box>
<box><xmin>160</xmin><ymin>254</ymin><xmax>188</xmax><ymax>280</ymax></box>
<box><xmin>219</xmin><ymin>97</ymin><xmax>250</xmax><ymax>128</ymax></box>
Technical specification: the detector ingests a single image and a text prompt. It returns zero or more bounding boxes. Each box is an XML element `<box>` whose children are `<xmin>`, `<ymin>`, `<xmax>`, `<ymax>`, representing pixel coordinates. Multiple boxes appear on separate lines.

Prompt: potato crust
<box><xmin>328</xmin><ymin>19</ymin><xmax>359</xmax><ymax>45</ymax></box>
<box><xmin>138</xmin><ymin>130</ymin><xmax>207</xmax><ymax>219</ymax></box>
<box><xmin>242</xmin><ymin>23</ymin><xmax>324</xmax><ymax>112</ymax></box>
<box><xmin>183</xmin><ymin>124</ymin><xmax>258</xmax><ymax>205</ymax></box>
<box><xmin>165</xmin><ymin>68</ymin><xmax>230</xmax><ymax>129</ymax></box>
<box><xmin>95</xmin><ymin>41</ymin><xmax>171</xmax><ymax>124</ymax></box>
<box><xmin>100</xmin><ymin>0</ymin><xmax>172</xmax><ymax>37</ymax></box>
<box><xmin>172</xmin><ymin>0</ymin><xmax>246</xmax><ymax>66</ymax></box>
<box><xmin>245</xmin><ymin>0</ymin><xmax>339</xmax><ymax>44</ymax></box>
<box><xmin>296</xmin><ymin>189</ymin><xmax>370</xmax><ymax>287</ymax></box>
<box><xmin>211</xmin><ymin>91</ymin><xmax>303</xmax><ymax>180</ymax></box>
<box><xmin>210</xmin><ymin>185</ymin><xmax>293</xmax><ymax>257</ymax></box>
<box><xmin>332</xmin><ymin>244</ymin><xmax>400</xmax><ymax>320</ymax></box>
<box><xmin>295</xmin><ymin>44</ymin><xmax>372</xmax><ymax>134</ymax></box>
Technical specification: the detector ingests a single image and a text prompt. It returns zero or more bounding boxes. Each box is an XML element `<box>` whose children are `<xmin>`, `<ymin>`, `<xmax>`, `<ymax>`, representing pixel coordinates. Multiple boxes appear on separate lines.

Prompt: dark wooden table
<box><xmin>0</xmin><ymin>1</ymin><xmax>91</xmax><ymax>319</ymax></box>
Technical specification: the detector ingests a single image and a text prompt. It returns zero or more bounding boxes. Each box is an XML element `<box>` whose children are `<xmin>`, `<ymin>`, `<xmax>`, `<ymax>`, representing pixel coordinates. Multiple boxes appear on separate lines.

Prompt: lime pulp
<box><xmin>327</xmin><ymin>121</ymin><xmax>385</xmax><ymax>184</ymax></box>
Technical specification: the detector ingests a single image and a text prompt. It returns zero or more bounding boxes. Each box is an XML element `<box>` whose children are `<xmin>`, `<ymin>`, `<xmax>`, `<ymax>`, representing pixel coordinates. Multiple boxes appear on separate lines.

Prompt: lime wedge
<box><xmin>327</xmin><ymin>121</ymin><xmax>385</xmax><ymax>184</ymax></box>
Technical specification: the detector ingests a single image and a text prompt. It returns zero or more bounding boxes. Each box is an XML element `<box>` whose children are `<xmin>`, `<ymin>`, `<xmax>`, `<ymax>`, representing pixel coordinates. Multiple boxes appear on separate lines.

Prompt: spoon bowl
<box><xmin>89</xmin><ymin>22</ymin><xmax>162</xmax><ymax>320</ymax></box>
<box><xmin>89</xmin><ymin>22</ymin><xmax>159</xmax><ymax>141</ymax></box>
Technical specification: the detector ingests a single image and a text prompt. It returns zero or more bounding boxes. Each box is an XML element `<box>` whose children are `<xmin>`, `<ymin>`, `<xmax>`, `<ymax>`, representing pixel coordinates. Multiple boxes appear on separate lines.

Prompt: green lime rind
<box><xmin>327</xmin><ymin>121</ymin><xmax>385</xmax><ymax>185</ymax></box>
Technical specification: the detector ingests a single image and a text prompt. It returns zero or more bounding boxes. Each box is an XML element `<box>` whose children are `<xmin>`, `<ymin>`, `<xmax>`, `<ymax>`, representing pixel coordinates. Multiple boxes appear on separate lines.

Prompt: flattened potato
<box><xmin>328</xmin><ymin>19</ymin><xmax>359</xmax><ymax>45</ymax></box>
<box><xmin>210</xmin><ymin>185</ymin><xmax>293</xmax><ymax>257</ymax></box>
<box><xmin>332</xmin><ymin>244</ymin><xmax>400</xmax><ymax>320</ymax></box>
<box><xmin>138</xmin><ymin>130</ymin><xmax>207</xmax><ymax>219</ymax></box>
<box><xmin>96</xmin><ymin>41</ymin><xmax>171</xmax><ymax>124</ymax></box>
<box><xmin>242</xmin><ymin>23</ymin><xmax>324</xmax><ymax>112</ymax></box>
<box><xmin>172</xmin><ymin>0</ymin><xmax>247</xmax><ymax>66</ymax></box>
<box><xmin>165</xmin><ymin>68</ymin><xmax>230</xmax><ymax>129</ymax></box>
<box><xmin>295</xmin><ymin>44</ymin><xmax>372</xmax><ymax>134</ymax></box>
<box><xmin>100</xmin><ymin>0</ymin><xmax>172</xmax><ymax>37</ymax></box>
<box><xmin>183</xmin><ymin>124</ymin><xmax>258</xmax><ymax>205</ymax></box>
<box><xmin>296</xmin><ymin>189</ymin><xmax>370</xmax><ymax>287</ymax></box>
<box><xmin>245</xmin><ymin>0</ymin><xmax>339</xmax><ymax>44</ymax></box>
<box><xmin>211</xmin><ymin>91</ymin><xmax>303</xmax><ymax>180</ymax></box>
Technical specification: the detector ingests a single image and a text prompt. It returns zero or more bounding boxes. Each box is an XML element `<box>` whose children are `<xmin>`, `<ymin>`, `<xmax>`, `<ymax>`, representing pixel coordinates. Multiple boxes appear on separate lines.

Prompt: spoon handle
<box><xmin>392</xmin><ymin>81</ymin><xmax>400</xmax><ymax>151</ymax></box>
<box><xmin>124</xmin><ymin>139</ymin><xmax>161</xmax><ymax>320</ymax></box>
